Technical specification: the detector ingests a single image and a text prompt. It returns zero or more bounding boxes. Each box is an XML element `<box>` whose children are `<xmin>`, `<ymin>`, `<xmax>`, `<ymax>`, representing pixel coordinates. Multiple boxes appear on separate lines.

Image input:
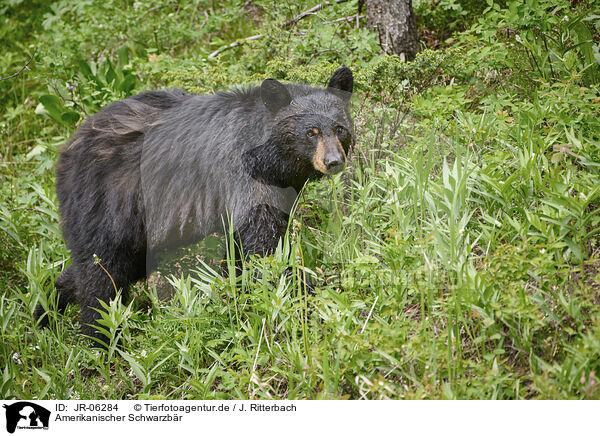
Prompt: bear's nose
<box><xmin>324</xmin><ymin>155</ymin><xmax>345</xmax><ymax>174</ymax></box>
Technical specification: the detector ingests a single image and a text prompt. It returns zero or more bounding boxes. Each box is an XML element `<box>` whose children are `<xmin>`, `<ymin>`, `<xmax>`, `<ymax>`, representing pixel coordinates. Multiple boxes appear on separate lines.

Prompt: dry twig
<box><xmin>208</xmin><ymin>0</ymin><xmax>350</xmax><ymax>59</ymax></box>
<box><xmin>283</xmin><ymin>0</ymin><xmax>349</xmax><ymax>28</ymax></box>
<box><xmin>208</xmin><ymin>34</ymin><xmax>264</xmax><ymax>59</ymax></box>
<box><xmin>0</xmin><ymin>48</ymin><xmax>37</xmax><ymax>81</ymax></box>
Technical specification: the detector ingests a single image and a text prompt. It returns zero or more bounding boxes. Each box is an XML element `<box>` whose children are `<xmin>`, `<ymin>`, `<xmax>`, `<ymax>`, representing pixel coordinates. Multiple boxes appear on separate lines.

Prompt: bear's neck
<box><xmin>242</xmin><ymin>138</ymin><xmax>314</xmax><ymax>192</ymax></box>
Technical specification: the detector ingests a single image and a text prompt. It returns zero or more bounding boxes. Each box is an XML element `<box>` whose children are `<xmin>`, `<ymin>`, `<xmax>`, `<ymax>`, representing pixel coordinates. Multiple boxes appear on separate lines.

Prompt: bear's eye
<box><xmin>335</xmin><ymin>125</ymin><xmax>346</xmax><ymax>136</ymax></box>
<box><xmin>306</xmin><ymin>129</ymin><xmax>319</xmax><ymax>138</ymax></box>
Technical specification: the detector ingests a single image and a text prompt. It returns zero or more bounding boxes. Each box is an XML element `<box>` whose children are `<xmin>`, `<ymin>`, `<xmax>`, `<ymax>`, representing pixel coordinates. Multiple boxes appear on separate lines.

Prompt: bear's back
<box><xmin>140</xmin><ymin>87</ymin><xmax>295</xmax><ymax>251</ymax></box>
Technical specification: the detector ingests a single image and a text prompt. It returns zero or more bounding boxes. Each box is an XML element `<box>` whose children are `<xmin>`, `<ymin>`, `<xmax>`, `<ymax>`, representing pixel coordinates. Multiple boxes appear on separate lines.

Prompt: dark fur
<box><xmin>35</xmin><ymin>68</ymin><xmax>354</xmax><ymax>345</ymax></box>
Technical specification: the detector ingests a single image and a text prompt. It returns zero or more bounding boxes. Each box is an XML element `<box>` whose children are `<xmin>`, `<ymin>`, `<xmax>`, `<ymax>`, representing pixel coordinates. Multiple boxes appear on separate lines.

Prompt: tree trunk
<box><xmin>365</xmin><ymin>0</ymin><xmax>419</xmax><ymax>61</ymax></box>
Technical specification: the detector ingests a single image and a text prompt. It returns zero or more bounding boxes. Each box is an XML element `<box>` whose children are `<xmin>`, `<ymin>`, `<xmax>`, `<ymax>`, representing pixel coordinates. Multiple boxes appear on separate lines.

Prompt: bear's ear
<box><xmin>261</xmin><ymin>78</ymin><xmax>292</xmax><ymax>114</ymax></box>
<box><xmin>327</xmin><ymin>67</ymin><xmax>353</xmax><ymax>95</ymax></box>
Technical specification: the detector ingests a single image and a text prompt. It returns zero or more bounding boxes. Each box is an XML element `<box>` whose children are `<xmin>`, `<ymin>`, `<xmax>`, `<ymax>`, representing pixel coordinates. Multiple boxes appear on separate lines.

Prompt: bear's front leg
<box><xmin>230</xmin><ymin>203</ymin><xmax>290</xmax><ymax>266</ymax></box>
<box><xmin>232</xmin><ymin>203</ymin><xmax>315</xmax><ymax>297</ymax></box>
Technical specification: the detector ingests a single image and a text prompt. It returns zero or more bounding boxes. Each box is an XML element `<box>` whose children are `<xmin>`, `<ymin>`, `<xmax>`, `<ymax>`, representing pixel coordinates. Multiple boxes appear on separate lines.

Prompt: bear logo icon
<box><xmin>3</xmin><ymin>402</ymin><xmax>51</xmax><ymax>433</ymax></box>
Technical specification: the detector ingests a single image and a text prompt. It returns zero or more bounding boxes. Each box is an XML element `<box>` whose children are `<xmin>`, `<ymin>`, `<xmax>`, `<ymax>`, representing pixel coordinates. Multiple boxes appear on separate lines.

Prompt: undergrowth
<box><xmin>1</xmin><ymin>0</ymin><xmax>599</xmax><ymax>399</ymax></box>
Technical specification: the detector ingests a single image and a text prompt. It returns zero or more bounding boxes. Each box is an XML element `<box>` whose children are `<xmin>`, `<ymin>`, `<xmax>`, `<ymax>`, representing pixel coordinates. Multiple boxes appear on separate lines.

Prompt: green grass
<box><xmin>1</xmin><ymin>0</ymin><xmax>600</xmax><ymax>399</ymax></box>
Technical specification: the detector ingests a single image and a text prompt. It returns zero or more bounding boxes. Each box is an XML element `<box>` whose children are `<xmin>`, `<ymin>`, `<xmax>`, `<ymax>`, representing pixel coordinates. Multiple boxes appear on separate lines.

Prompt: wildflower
<box><xmin>12</xmin><ymin>352</ymin><xmax>22</xmax><ymax>364</ymax></box>
<box><xmin>496</xmin><ymin>110</ymin><xmax>513</xmax><ymax>123</ymax></box>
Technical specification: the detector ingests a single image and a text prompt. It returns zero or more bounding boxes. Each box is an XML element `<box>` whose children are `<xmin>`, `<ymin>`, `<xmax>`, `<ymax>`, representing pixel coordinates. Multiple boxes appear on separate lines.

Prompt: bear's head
<box><xmin>249</xmin><ymin>67</ymin><xmax>354</xmax><ymax>190</ymax></box>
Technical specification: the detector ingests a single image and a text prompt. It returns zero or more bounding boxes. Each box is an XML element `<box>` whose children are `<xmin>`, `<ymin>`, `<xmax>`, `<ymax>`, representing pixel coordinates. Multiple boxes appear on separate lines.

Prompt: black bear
<box><xmin>35</xmin><ymin>67</ymin><xmax>354</xmax><ymax>345</ymax></box>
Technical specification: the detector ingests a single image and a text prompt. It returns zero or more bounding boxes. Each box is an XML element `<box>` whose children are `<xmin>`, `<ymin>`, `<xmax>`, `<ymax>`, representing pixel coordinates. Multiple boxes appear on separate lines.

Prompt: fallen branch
<box><xmin>322</xmin><ymin>14</ymin><xmax>365</xmax><ymax>25</ymax></box>
<box><xmin>0</xmin><ymin>47</ymin><xmax>37</xmax><ymax>81</ymax></box>
<box><xmin>283</xmin><ymin>0</ymin><xmax>349</xmax><ymax>28</ymax></box>
<box><xmin>207</xmin><ymin>33</ymin><xmax>264</xmax><ymax>59</ymax></box>
<box><xmin>207</xmin><ymin>0</ymin><xmax>350</xmax><ymax>59</ymax></box>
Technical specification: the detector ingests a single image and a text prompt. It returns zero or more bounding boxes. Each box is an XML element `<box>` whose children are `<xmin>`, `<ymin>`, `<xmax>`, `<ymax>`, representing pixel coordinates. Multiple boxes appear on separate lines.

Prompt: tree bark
<box><xmin>365</xmin><ymin>0</ymin><xmax>419</xmax><ymax>61</ymax></box>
